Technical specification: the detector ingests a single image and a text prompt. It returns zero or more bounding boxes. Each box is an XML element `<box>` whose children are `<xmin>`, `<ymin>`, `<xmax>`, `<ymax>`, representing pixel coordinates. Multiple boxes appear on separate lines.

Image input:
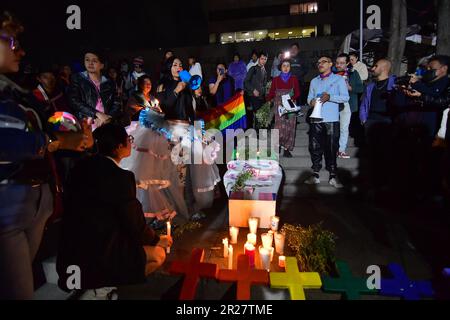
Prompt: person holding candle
<box><xmin>57</xmin><ymin>123</ymin><xmax>173</xmax><ymax>293</ymax></box>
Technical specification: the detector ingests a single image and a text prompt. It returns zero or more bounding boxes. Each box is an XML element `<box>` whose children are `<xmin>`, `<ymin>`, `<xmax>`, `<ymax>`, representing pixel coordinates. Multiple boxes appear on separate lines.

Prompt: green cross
<box><xmin>321</xmin><ymin>261</ymin><xmax>378</xmax><ymax>300</ymax></box>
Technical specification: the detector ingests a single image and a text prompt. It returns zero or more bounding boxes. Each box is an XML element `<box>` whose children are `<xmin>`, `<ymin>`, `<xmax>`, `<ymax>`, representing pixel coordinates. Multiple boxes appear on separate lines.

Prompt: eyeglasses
<box><xmin>0</xmin><ymin>34</ymin><xmax>20</xmax><ymax>51</ymax></box>
<box><xmin>128</xmin><ymin>135</ymin><xmax>135</xmax><ymax>143</ymax></box>
<box><xmin>317</xmin><ymin>60</ymin><xmax>331</xmax><ymax>66</ymax></box>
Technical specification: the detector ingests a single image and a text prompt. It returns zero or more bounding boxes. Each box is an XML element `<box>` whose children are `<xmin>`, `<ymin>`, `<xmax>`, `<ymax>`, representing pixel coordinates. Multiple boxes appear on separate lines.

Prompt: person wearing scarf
<box><xmin>266</xmin><ymin>59</ymin><xmax>300</xmax><ymax>158</ymax></box>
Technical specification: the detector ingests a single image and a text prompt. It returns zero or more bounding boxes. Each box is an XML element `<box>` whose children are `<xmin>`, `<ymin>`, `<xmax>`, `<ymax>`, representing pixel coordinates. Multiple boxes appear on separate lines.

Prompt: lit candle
<box><xmin>236</xmin><ymin>152</ymin><xmax>240</xmax><ymax>160</ymax></box>
<box><xmin>261</xmin><ymin>232</ymin><xmax>273</xmax><ymax>250</ymax></box>
<box><xmin>247</xmin><ymin>233</ymin><xmax>257</xmax><ymax>245</ymax></box>
<box><xmin>270</xmin><ymin>216</ymin><xmax>280</xmax><ymax>232</ymax></box>
<box><xmin>278</xmin><ymin>255</ymin><xmax>286</xmax><ymax>268</ymax></box>
<box><xmin>259</xmin><ymin>246</ymin><xmax>270</xmax><ymax>271</ymax></box>
<box><xmin>229</xmin><ymin>226</ymin><xmax>239</xmax><ymax>244</ymax></box>
<box><xmin>223</xmin><ymin>238</ymin><xmax>229</xmax><ymax>258</ymax></box>
<box><xmin>274</xmin><ymin>232</ymin><xmax>285</xmax><ymax>255</ymax></box>
<box><xmin>166</xmin><ymin>221</ymin><xmax>171</xmax><ymax>254</ymax></box>
<box><xmin>248</xmin><ymin>217</ymin><xmax>259</xmax><ymax>234</ymax></box>
<box><xmin>228</xmin><ymin>245</ymin><xmax>233</xmax><ymax>269</ymax></box>
<box><xmin>269</xmin><ymin>247</ymin><xmax>274</xmax><ymax>262</ymax></box>
<box><xmin>244</xmin><ymin>243</ymin><xmax>256</xmax><ymax>268</ymax></box>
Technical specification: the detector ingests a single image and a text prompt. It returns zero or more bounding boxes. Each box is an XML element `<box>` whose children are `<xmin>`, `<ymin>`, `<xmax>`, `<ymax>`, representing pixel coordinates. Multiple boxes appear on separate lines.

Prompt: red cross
<box><xmin>217</xmin><ymin>254</ymin><xmax>269</xmax><ymax>300</ymax></box>
<box><xmin>169</xmin><ymin>248</ymin><xmax>218</xmax><ymax>300</ymax></box>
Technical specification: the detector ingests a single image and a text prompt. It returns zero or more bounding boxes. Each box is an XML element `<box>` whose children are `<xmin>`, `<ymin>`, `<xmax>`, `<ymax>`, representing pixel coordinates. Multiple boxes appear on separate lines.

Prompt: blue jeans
<box><xmin>0</xmin><ymin>183</ymin><xmax>53</xmax><ymax>299</ymax></box>
<box><xmin>339</xmin><ymin>103</ymin><xmax>352</xmax><ymax>153</ymax></box>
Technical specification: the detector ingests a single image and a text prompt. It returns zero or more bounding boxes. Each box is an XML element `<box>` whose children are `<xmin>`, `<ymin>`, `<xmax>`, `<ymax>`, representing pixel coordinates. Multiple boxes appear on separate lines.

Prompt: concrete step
<box><xmin>280</xmin><ymin>156</ymin><xmax>359</xmax><ymax>170</ymax></box>
<box><xmin>33</xmin><ymin>283</ymin><xmax>73</xmax><ymax>300</ymax></box>
<box><xmin>42</xmin><ymin>256</ymin><xmax>58</xmax><ymax>285</ymax></box>
<box><xmin>289</xmin><ymin>146</ymin><xmax>359</xmax><ymax>158</ymax></box>
<box><xmin>294</xmin><ymin>135</ymin><xmax>355</xmax><ymax>147</ymax></box>
<box><xmin>282</xmin><ymin>168</ymin><xmax>359</xmax><ymax>185</ymax></box>
<box><xmin>280</xmin><ymin>183</ymin><xmax>349</xmax><ymax>197</ymax></box>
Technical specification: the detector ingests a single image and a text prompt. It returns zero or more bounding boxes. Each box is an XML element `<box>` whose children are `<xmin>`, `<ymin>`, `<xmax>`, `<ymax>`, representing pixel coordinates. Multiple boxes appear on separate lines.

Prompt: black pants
<box><xmin>308</xmin><ymin>122</ymin><xmax>340</xmax><ymax>176</ymax></box>
<box><xmin>246</xmin><ymin>95</ymin><xmax>264</xmax><ymax>129</ymax></box>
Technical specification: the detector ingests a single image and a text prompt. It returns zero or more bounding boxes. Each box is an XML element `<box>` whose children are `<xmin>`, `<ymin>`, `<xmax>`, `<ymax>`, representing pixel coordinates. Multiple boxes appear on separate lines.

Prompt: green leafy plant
<box><xmin>156</xmin><ymin>221</ymin><xmax>202</xmax><ymax>239</ymax></box>
<box><xmin>281</xmin><ymin>222</ymin><xmax>337</xmax><ymax>275</ymax></box>
<box><xmin>255</xmin><ymin>101</ymin><xmax>273</xmax><ymax>129</ymax></box>
<box><xmin>230</xmin><ymin>168</ymin><xmax>255</xmax><ymax>193</ymax></box>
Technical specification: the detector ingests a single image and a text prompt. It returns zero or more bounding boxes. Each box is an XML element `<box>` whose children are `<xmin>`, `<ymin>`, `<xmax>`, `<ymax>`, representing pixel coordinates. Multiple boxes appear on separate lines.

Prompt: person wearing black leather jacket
<box><xmin>156</xmin><ymin>56</ymin><xmax>195</xmax><ymax>123</ymax></box>
<box><xmin>68</xmin><ymin>50</ymin><xmax>124</xmax><ymax>128</ymax></box>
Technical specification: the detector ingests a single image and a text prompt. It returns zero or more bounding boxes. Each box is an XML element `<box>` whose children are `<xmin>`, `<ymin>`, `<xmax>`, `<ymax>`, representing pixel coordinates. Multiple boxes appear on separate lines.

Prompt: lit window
<box><xmin>291</xmin><ymin>2</ymin><xmax>318</xmax><ymax>15</ymax></box>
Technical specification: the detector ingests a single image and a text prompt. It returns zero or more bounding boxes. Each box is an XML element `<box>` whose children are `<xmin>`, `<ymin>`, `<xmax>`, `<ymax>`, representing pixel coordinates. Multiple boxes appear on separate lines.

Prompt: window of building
<box><xmin>290</xmin><ymin>2</ymin><xmax>318</xmax><ymax>15</ymax></box>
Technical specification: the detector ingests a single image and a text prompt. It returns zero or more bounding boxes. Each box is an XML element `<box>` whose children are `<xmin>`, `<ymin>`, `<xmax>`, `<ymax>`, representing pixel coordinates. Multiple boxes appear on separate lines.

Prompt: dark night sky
<box><xmin>1</xmin><ymin>0</ymin><xmax>209</xmax><ymax>63</ymax></box>
<box><xmin>1</xmin><ymin>0</ymin><xmax>438</xmax><ymax>64</ymax></box>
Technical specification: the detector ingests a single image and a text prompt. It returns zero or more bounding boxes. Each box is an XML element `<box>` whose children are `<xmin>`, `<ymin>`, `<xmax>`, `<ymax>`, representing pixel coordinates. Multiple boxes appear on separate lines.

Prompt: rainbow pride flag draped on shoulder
<box><xmin>200</xmin><ymin>93</ymin><xmax>247</xmax><ymax>133</ymax></box>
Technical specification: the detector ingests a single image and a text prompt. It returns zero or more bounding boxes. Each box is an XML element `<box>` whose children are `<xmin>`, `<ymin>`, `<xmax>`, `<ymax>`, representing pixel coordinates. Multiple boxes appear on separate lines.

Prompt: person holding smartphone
<box><xmin>208</xmin><ymin>62</ymin><xmax>235</xmax><ymax>107</ymax></box>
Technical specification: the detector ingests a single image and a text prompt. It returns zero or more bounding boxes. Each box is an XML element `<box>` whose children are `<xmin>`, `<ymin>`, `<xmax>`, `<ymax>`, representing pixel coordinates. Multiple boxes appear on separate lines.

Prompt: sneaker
<box><xmin>329</xmin><ymin>177</ymin><xmax>344</xmax><ymax>189</ymax></box>
<box><xmin>304</xmin><ymin>174</ymin><xmax>320</xmax><ymax>185</ymax></box>
<box><xmin>283</xmin><ymin>150</ymin><xmax>293</xmax><ymax>158</ymax></box>
<box><xmin>338</xmin><ymin>151</ymin><xmax>351</xmax><ymax>159</ymax></box>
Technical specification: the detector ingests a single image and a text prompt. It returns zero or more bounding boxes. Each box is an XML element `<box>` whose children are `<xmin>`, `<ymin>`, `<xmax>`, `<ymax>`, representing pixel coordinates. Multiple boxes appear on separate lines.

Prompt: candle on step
<box><xmin>270</xmin><ymin>216</ymin><xmax>280</xmax><ymax>232</ymax></box>
<box><xmin>166</xmin><ymin>221</ymin><xmax>171</xmax><ymax>254</ymax></box>
<box><xmin>278</xmin><ymin>255</ymin><xmax>286</xmax><ymax>268</ymax></box>
<box><xmin>248</xmin><ymin>217</ymin><xmax>259</xmax><ymax>234</ymax></box>
<box><xmin>223</xmin><ymin>238</ymin><xmax>229</xmax><ymax>258</ymax></box>
<box><xmin>247</xmin><ymin>233</ymin><xmax>257</xmax><ymax>245</ymax></box>
<box><xmin>274</xmin><ymin>232</ymin><xmax>285</xmax><ymax>255</ymax></box>
<box><xmin>269</xmin><ymin>247</ymin><xmax>274</xmax><ymax>262</ymax></box>
<box><xmin>259</xmin><ymin>246</ymin><xmax>270</xmax><ymax>271</ymax></box>
<box><xmin>261</xmin><ymin>232</ymin><xmax>273</xmax><ymax>250</ymax></box>
<box><xmin>228</xmin><ymin>245</ymin><xmax>233</xmax><ymax>269</ymax></box>
<box><xmin>244</xmin><ymin>243</ymin><xmax>256</xmax><ymax>268</ymax></box>
<box><xmin>229</xmin><ymin>226</ymin><xmax>239</xmax><ymax>244</ymax></box>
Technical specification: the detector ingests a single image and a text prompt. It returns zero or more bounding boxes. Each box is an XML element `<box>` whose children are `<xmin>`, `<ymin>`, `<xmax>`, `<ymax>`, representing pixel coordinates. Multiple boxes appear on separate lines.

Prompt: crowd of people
<box><xmin>1</xmin><ymin>10</ymin><xmax>450</xmax><ymax>300</ymax></box>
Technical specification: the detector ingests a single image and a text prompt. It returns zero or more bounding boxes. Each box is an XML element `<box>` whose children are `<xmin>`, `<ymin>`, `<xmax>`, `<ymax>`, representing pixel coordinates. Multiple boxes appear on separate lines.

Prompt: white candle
<box><xmin>274</xmin><ymin>232</ymin><xmax>285</xmax><ymax>255</ymax></box>
<box><xmin>166</xmin><ymin>221</ymin><xmax>171</xmax><ymax>254</ymax></box>
<box><xmin>261</xmin><ymin>232</ymin><xmax>273</xmax><ymax>250</ymax></box>
<box><xmin>236</xmin><ymin>152</ymin><xmax>240</xmax><ymax>160</ymax></box>
<box><xmin>223</xmin><ymin>238</ymin><xmax>229</xmax><ymax>258</ymax></box>
<box><xmin>259</xmin><ymin>246</ymin><xmax>270</xmax><ymax>271</ymax></box>
<box><xmin>228</xmin><ymin>245</ymin><xmax>233</xmax><ymax>269</ymax></box>
<box><xmin>248</xmin><ymin>217</ymin><xmax>259</xmax><ymax>234</ymax></box>
<box><xmin>278</xmin><ymin>255</ymin><xmax>286</xmax><ymax>268</ymax></box>
<box><xmin>229</xmin><ymin>226</ymin><xmax>239</xmax><ymax>244</ymax></box>
<box><xmin>269</xmin><ymin>247</ymin><xmax>274</xmax><ymax>262</ymax></box>
<box><xmin>247</xmin><ymin>233</ymin><xmax>257</xmax><ymax>245</ymax></box>
<box><xmin>270</xmin><ymin>216</ymin><xmax>280</xmax><ymax>232</ymax></box>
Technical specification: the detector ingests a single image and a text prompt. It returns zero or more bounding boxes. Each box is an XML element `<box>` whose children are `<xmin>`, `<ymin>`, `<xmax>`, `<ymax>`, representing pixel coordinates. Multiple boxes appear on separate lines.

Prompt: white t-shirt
<box><xmin>189</xmin><ymin>62</ymin><xmax>203</xmax><ymax>79</ymax></box>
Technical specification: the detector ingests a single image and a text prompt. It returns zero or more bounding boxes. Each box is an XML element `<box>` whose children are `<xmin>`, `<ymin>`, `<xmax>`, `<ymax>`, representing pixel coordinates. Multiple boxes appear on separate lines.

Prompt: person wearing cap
<box><xmin>125</xmin><ymin>56</ymin><xmax>146</xmax><ymax>97</ymax></box>
<box><xmin>68</xmin><ymin>50</ymin><xmax>123</xmax><ymax>129</ymax></box>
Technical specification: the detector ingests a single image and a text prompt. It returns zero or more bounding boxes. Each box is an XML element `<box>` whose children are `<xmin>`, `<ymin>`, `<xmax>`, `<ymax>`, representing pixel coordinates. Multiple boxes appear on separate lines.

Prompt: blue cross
<box><xmin>380</xmin><ymin>263</ymin><xmax>434</xmax><ymax>300</ymax></box>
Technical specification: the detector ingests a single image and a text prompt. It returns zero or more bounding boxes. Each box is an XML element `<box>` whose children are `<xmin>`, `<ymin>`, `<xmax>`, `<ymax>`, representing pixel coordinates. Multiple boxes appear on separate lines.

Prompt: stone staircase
<box><xmin>279</xmin><ymin>115</ymin><xmax>360</xmax><ymax>198</ymax></box>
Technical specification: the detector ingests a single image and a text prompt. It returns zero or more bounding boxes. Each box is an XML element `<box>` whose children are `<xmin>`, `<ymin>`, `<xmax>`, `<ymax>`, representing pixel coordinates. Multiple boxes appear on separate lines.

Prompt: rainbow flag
<box><xmin>200</xmin><ymin>93</ymin><xmax>247</xmax><ymax>132</ymax></box>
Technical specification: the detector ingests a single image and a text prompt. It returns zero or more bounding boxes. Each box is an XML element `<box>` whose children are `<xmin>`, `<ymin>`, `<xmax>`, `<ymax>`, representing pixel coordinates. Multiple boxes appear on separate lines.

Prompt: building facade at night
<box><xmin>206</xmin><ymin>0</ymin><xmax>391</xmax><ymax>45</ymax></box>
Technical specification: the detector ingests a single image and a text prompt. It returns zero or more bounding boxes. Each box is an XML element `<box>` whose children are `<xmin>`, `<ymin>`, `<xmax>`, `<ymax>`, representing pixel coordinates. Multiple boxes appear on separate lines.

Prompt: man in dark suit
<box><xmin>57</xmin><ymin>123</ymin><xmax>172</xmax><ymax>293</ymax></box>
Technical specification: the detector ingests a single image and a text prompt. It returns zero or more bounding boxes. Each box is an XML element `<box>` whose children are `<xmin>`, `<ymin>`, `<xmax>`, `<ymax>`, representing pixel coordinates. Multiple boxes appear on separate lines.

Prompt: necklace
<box><xmin>376</xmin><ymin>79</ymin><xmax>388</xmax><ymax>90</ymax></box>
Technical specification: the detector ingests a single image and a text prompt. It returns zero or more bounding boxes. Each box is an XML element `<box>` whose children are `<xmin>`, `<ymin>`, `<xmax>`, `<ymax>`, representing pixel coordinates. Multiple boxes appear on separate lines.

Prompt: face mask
<box><xmin>422</xmin><ymin>69</ymin><xmax>437</xmax><ymax>83</ymax></box>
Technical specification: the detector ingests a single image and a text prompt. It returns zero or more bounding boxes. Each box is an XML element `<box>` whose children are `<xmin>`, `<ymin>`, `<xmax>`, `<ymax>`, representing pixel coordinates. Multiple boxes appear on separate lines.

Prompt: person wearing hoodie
<box><xmin>228</xmin><ymin>53</ymin><xmax>247</xmax><ymax>91</ymax></box>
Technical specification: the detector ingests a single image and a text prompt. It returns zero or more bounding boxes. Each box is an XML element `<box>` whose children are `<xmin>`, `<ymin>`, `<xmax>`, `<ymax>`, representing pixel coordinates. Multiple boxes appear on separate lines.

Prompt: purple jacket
<box><xmin>359</xmin><ymin>75</ymin><xmax>396</xmax><ymax>122</ymax></box>
<box><xmin>228</xmin><ymin>61</ymin><xmax>247</xmax><ymax>90</ymax></box>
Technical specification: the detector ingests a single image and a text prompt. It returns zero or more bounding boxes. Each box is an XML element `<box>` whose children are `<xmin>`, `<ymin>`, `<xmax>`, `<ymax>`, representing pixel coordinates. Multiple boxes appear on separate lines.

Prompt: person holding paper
<box><xmin>267</xmin><ymin>59</ymin><xmax>300</xmax><ymax>158</ymax></box>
